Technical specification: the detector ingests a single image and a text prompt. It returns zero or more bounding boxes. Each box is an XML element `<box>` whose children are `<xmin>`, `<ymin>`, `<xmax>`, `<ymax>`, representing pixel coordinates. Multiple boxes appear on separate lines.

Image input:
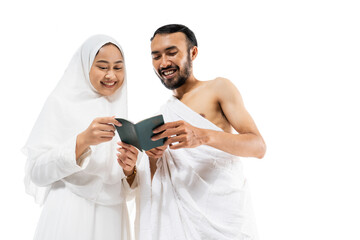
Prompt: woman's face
<box><xmin>89</xmin><ymin>43</ymin><xmax>125</xmax><ymax>96</ymax></box>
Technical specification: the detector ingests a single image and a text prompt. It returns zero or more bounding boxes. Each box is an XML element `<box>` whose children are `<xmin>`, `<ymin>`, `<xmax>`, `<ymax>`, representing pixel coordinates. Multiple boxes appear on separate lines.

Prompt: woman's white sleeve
<box><xmin>30</xmin><ymin>135</ymin><xmax>91</xmax><ymax>187</ymax></box>
<box><xmin>121</xmin><ymin>151</ymin><xmax>143</xmax><ymax>201</ymax></box>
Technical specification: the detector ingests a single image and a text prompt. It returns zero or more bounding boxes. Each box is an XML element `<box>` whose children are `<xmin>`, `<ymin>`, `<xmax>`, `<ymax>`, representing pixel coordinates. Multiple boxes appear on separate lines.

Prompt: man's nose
<box><xmin>160</xmin><ymin>56</ymin><xmax>171</xmax><ymax>69</ymax></box>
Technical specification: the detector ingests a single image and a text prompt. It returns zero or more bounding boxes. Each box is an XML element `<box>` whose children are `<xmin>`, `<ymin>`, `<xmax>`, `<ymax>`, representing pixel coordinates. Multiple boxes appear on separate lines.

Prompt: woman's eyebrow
<box><xmin>96</xmin><ymin>60</ymin><xmax>123</xmax><ymax>64</ymax></box>
<box><xmin>96</xmin><ymin>60</ymin><xmax>109</xmax><ymax>63</ymax></box>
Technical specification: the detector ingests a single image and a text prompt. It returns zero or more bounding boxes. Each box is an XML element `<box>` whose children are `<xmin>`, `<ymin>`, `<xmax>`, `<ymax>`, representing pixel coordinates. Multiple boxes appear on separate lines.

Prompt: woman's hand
<box><xmin>80</xmin><ymin>117</ymin><xmax>121</xmax><ymax>146</ymax></box>
<box><xmin>117</xmin><ymin>141</ymin><xmax>138</xmax><ymax>186</ymax></box>
<box><xmin>76</xmin><ymin>117</ymin><xmax>121</xmax><ymax>160</ymax></box>
<box><xmin>117</xmin><ymin>141</ymin><xmax>138</xmax><ymax>176</ymax></box>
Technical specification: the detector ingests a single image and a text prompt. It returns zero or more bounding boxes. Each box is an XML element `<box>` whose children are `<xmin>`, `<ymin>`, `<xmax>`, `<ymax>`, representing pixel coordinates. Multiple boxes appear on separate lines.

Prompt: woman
<box><xmin>22</xmin><ymin>35</ymin><xmax>139</xmax><ymax>240</ymax></box>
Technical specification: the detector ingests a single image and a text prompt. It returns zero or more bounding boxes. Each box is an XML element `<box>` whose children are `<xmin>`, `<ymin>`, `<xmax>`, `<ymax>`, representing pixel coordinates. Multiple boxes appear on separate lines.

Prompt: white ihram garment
<box><xmin>136</xmin><ymin>96</ymin><xmax>258</xmax><ymax>240</ymax></box>
<box><xmin>22</xmin><ymin>35</ymin><xmax>134</xmax><ymax>240</ymax></box>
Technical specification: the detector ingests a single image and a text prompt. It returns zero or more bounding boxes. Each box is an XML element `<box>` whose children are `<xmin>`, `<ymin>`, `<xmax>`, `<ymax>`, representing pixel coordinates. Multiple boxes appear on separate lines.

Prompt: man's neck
<box><xmin>172</xmin><ymin>75</ymin><xmax>199</xmax><ymax>100</ymax></box>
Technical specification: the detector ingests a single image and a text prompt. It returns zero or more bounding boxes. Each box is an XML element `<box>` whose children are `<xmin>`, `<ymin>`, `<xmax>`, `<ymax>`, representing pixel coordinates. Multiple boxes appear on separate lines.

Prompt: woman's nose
<box><xmin>105</xmin><ymin>70</ymin><xmax>115</xmax><ymax>79</ymax></box>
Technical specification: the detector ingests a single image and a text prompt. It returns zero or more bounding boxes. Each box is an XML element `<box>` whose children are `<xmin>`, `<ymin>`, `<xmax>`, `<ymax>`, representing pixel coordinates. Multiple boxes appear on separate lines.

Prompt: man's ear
<box><xmin>190</xmin><ymin>46</ymin><xmax>198</xmax><ymax>60</ymax></box>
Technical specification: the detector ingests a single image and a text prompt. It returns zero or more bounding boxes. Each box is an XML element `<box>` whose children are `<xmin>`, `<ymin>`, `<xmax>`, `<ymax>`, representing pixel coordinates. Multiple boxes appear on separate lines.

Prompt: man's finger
<box><xmin>152</xmin><ymin>121</ymin><xmax>183</xmax><ymax>134</ymax></box>
<box><xmin>164</xmin><ymin>135</ymin><xmax>185</xmax><ymax>146</ymax></box>
<box><xmin>150</xmin><ymin>148</ymin><xmax>165</xmax><ymax>155</ymax></box>
<box><xmin>146</xmin><ymin>150</ymin><xmax>161</xmax><ymax>158</ymax></box>
<box><xmin>152</xmin><ymin>128</ymin><xmax>181</xmax><ymax>141</ymax></box>
<box><xmin>169</xmin><ymin>141</ymin><xmax>186</xmax><ymax>150</ymax></box>
<box><xmin>146</xmin><ymin>152</ymin><xmax>155</xmax><ymax>158</ymax></box>
<box><xmin>157</xmin><ymin>144</ymin><xmax>168</xmax><ymax>150</ymax></box>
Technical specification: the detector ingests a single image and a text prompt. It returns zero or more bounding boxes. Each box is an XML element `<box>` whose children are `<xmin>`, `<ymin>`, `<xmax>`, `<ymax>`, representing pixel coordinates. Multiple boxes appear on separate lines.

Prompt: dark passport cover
<box><xmin>115</xmin><ymin>115</ymin><xmax>166</xmax><ymax>151</ymax></box>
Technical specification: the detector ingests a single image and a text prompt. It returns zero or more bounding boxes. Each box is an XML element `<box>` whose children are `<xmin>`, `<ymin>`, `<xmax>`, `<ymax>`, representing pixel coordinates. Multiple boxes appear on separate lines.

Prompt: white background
<box><xmin>1</xmin><ymin>0</ymin><xmax>359</xmax><ymax>239</ymax></box>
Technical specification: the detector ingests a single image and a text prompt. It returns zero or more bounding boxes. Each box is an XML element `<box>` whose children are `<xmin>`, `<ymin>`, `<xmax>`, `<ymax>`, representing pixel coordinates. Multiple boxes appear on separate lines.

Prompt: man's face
<box><xmin>151</xmin><ymin>32</ymin><xmax>192</xmax><ymax>90</ymax></box>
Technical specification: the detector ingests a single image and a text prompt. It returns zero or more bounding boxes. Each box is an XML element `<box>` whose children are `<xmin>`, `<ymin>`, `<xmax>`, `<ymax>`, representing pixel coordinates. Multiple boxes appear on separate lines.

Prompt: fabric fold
<box><xmin>22</xmin><ymin>34</ymin><xmax>129</xmax><ymax>206</ymax></box>
<box><xmin>138</xmin><ymin>96</ymin><xmax>258</xmax><ymax>240</ymax></box>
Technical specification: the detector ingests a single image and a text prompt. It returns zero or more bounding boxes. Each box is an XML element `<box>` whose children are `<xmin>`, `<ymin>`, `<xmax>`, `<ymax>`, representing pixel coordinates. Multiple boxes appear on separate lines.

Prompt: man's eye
<box><xmin>152</xmin><ymin>56</ymin><xmax>161</xmax><ymax>60</ymax></box>
<box><xmin>168</xmin><ymin>52</ymin><xmax>177</xmax><ymax>56</ymax></box>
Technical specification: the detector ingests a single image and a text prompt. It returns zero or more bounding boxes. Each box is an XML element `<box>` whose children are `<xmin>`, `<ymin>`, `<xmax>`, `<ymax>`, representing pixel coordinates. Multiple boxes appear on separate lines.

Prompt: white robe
<box><xmin>136</xmin><ymin>96</ymin><xmax>258</xmax><ymax>240</ymax></box>
<box><xmin>23</xmin><ymin>35</ymin><xmax>134</xmax><ymax>240</ymax></box>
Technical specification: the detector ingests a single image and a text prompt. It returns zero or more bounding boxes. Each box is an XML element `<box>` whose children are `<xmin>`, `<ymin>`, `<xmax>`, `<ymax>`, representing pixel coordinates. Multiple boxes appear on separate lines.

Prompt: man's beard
<box><xmin>156</xmin><ymin>54</ymin><xmax>192</xmax><ymax>90</ymax></box>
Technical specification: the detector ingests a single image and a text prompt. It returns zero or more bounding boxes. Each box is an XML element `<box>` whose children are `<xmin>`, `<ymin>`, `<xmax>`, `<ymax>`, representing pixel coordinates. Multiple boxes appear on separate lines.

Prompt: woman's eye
<box><xmin>114</xmin><ymin>67</ymin><xmax>122</xmax><ymax>70</ymax></box>
<box><xmin>98</xmin><ymin>66</ymin><xmax>107</xmax><ymax>70</ymax></box>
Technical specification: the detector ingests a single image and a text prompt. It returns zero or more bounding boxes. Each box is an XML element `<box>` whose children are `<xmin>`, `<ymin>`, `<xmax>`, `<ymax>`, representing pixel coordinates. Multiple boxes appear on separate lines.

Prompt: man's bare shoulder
<box><xmin>203</xmin><ymin>77</ymin><xmax>240</xmax><ymax>97</ymax></box>
<box><xmin>203</xmin><ymin>77</ymin><xmax>236</xmax><ymax>88</ymax></box>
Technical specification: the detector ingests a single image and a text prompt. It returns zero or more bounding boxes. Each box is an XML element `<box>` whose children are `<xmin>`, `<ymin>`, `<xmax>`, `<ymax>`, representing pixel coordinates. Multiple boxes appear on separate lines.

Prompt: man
<box><xmin>136</xmin><ymin>24</ymin><xmax>266</xmax><ymax>240</ymax></box>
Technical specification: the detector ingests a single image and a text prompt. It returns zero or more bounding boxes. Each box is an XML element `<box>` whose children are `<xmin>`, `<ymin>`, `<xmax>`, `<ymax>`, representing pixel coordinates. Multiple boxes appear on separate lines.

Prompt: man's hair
<box><xmin>150</xmin><ymin>24</ymin><xmax>198</xmax><ymax>49</ymax></box>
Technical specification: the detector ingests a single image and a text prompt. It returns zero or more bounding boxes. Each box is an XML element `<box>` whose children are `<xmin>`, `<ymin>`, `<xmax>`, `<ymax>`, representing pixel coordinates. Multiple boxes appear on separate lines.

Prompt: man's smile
<box><xmin>160</xmin><ymin>67</ymin><xmax>178</xmax><ymax>80</ymax></box>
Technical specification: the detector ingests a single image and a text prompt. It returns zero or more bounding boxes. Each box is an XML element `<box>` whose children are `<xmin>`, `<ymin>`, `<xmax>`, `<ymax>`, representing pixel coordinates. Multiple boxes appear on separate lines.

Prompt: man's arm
<box><xmin>152</xmin><ymin>78</ymin><xmax>266</xmax><ymax>158</ymax></box>
<box><xmin>210</xmin><ymin>77</ymin><xmax>266</xmax><ymax>158</ymax></box>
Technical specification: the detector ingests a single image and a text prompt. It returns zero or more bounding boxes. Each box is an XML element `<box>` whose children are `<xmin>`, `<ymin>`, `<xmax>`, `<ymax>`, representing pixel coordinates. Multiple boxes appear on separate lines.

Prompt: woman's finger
<box><xmin>117</xmin><ymin>158</ymin><xmax>127</xmax><ymax>169</ymax></box>
<box><xmin>117</xmin><ymin>142</ymin><xmax>138</xmax><ymax>155</ymax></box>
<box><xmin>122</xmin><ymin>158</ymin><xmax>135</xmax><ymax>167</ymax></box>
<box><xmin>119</xmin><ymin>149</ymin><xmax>137</xmax><ymax>161</ymax></box>
<box><xmin>99</xmin><ymin>130</ymin><xmax>115</xmax><ymax>138</ymax></box>
<box><xmin>97</xmin><ymin>117</ymin><xmax>122</xmax><ymax>127</ymax></box>
<box><xmin>99</xmin><ymin>123</ymin><xmax>116</xmax><ymax>132</ymax></box>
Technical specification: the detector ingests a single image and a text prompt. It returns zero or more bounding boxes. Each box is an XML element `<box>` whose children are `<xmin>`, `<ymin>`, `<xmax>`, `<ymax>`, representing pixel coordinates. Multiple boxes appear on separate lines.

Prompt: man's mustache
<box><xmin>159</xmin><ymin>65</ymin><xmax>179</xmax><ymax>72</ymax></box>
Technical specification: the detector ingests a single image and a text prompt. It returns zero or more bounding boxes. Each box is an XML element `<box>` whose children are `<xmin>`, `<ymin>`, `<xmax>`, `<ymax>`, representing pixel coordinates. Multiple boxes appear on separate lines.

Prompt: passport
<box><xmin>115</xmin><ymin>114</ymin><xmax>166</xmax><ymax>151</ymax></box>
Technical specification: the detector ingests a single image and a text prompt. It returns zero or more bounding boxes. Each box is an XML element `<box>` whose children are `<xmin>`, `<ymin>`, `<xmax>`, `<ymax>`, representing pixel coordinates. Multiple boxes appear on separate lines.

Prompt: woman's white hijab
<box><xmin>22</xmin><ymin>35</ymin><xmax>128</xmax><ymax>205</ymax></box>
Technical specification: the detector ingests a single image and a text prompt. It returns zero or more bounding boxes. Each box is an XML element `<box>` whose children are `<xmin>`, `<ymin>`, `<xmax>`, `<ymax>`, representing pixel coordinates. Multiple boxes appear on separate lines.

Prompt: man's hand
<box><xmin>151</xmin><ymin>120</ymin><xmax>208</xmax><ymax>150</ymax></box>
<box><xmin>147</xmin><ymin>121</ymin><xmax>208</xmax><ymax>180</ymax></box>
<box><xmin>146</xmin><ymin>144</ymin><xmax>168</xmax><ymax>180</ymax></box>
<box><xmin>145</xmin><ymin>144</ymin><xmax>168</xmax><ymax>159</ymax></box>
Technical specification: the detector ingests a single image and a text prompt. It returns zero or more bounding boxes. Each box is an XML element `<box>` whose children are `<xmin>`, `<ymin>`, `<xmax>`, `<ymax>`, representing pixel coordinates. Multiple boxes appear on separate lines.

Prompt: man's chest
<box><xmin>180</xmin><ymin>93</ymin><xmax>231</xmax><ymax>132</ymax></box>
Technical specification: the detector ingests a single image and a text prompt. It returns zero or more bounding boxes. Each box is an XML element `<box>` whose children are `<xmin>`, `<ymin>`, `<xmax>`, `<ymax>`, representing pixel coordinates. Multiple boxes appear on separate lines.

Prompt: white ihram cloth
<box><xmin>136</xmin><ymin>96</ymin><xmax>258</xmax><ymax>240</ymax></box>
<box><xmin>22</xmin><ymin>35</ymin><xmax>134</xmax><ymax>240</ymax></box>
